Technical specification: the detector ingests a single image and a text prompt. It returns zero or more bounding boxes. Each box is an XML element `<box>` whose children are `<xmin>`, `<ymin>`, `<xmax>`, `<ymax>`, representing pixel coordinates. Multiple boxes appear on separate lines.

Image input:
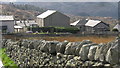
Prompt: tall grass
<box><xmin>3</xmin><ymin>35</ymin><xmax>116</xmax><ymax>44</ymax></box>
<box><xmin>41</xmin><ymin>36</ymin><xmax>115</xmax><ymax>44</ymax></box>
<box><xmin>24</xmin><ymin>36</ymin><xmax>115</xmax><ymax>44</ymax></box>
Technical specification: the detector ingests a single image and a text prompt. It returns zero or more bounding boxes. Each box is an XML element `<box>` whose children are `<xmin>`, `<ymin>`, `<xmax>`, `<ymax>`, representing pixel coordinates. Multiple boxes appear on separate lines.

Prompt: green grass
<box><xmin>0</xmin><ymin>48</ymin><xmax>18</xmax><ymax>68</ymax></box>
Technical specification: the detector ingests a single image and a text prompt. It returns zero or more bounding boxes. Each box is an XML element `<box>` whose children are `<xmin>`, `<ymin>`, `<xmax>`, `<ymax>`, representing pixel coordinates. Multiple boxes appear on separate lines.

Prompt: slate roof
<box><xmin>0</xmin><ymin>16</ymin><xmax>14</xmax><ymax>21</ymax></box>
<box><xmin>70</xmin><ymin>19</ymin><xmax>88</xmax><ymax>26</ymax></box>
<box><xmin>85</xmin><ymin>20</ymin><xmax>102</xmax><ymax>27</ymax></box>
<box><xmin>16</xmin><ymin>20</ymin><xmax>37</xmax><ymax>27</ymax></box>
<box><xmin>37</xmin><ymin>10</ymin><xmax>56</xmax><ymax>18</ymax></box>
<box><xmin>70</xmin><ymin>20</ymin><xmax>81</xmax><ymax>26</ymax></box>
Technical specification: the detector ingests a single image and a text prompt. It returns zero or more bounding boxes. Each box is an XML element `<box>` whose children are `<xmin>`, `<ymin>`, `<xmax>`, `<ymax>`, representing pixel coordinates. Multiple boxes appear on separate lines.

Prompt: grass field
<box><xmin>3</xmin><ymin>35</ymin><xmax>116</xmax><ymax>44</ymax></box>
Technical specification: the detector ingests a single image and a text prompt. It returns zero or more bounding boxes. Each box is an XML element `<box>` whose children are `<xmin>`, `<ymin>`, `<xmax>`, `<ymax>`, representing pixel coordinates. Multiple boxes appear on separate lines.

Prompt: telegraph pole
<box><xmin>117</xmin><ymin>1</ymin><xmax>120</xmax><ymax>64</ymax></box>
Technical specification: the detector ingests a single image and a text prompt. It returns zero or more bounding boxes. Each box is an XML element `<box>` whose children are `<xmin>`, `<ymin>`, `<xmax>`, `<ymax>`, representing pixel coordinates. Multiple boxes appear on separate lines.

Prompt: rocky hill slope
<box><xmin>0</xmin><ymin>3</ymin><xmax>118</xmax><ymax>28</ymax></box>
<box><xmin>0</xmin><ymin>3</ymin><xmax>45</xmax><ymax>20</ymax></box>
<box><xmin>24</xmin><ymin>2</ymin><xmax>118</xmax><ymax>19</ymax></box>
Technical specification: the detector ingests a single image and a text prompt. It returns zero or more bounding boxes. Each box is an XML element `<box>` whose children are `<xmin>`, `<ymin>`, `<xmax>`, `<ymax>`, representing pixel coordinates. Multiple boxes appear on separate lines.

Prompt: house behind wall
<box><xmin>36</xmin><ymin>10</ymin><xmax>70</xmax><ymax>27</ymax></box>
<box><xmin>70</xmin><ymin>19</ymin><xmax>88</xmax><ymax>32</ymax></box>
<box><xmin>0</xmin><ymin>16</ymin><xmax>14</xmax><ymax>33</ymax></box>
<box><xmin>15</xmin><ymin>20</ymin><xmax>38</xmax><ymax>33</ymax></box>
<box><xmin>71</xmin><ymin>19</ymin><xmax>110</xmax><ymax>34</ymax></box>
<box><xmin>85</xmin><ymin>20</ymin><xmax>110</xmax><ymax>34</ymax></box>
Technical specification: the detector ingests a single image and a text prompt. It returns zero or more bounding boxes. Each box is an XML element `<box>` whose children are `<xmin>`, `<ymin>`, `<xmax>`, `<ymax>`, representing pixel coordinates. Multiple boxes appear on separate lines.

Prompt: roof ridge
<box><xmin>37</xmin><ymin>10</ymin><xmax>57</xmax><ymax>18</ymax></box>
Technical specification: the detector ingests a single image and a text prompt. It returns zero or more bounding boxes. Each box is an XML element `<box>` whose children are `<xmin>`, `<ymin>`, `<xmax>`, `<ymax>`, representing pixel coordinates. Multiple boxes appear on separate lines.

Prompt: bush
<box><xmin>0</xmin><ymin>48</ymin><xmax>18</xmax><ymax>68</ymax></box>
<box><xmin>55</xmin><ymin>27</ymin><xmax>80</xmax><ymax>33</ymax></box>
<box><xmin>27</xmin><ymin>26</ymin><xmax>80</xmax><ymax>34</ymax></box>
<box><xmin>39</xmin><ymin>27</ymin><xmax>55</xmax><ymax>33</ymax></box>
<box><xmin>27</xmin><ymin>26</ymin><xmax>40</xmax><ymax>33</ymax></box>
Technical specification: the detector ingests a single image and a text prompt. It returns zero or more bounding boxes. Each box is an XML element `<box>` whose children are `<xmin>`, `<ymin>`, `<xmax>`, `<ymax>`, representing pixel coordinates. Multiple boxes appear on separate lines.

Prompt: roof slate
<box><xmin>85</xmin><ymin>20</ymin><xmax>101</xmax><ymax>27</ymax></box>
<box><xmin>70</xmin><ymin>19</ymin><xmax>88</xmax><ymax>26</ymax></box>
<box><xmin>37</xmin><ymin>10</ymin><xmax>56</xmax><ymax>18</ymax></box>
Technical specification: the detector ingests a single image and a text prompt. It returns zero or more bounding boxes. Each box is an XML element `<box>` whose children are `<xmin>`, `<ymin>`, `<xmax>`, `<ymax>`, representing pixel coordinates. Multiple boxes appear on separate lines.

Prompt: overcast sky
<box><xmin>0</xmin><ymin>0</ymin><xmax>119</xmax><ymax>2</ymax></box>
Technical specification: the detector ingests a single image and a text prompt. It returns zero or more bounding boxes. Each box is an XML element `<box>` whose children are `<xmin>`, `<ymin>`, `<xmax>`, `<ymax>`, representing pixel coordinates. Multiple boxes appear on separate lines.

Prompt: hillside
<box><xmin>1</xmin><ymin>3</ymin><xmax>118</xmax><ymax>28</ymax></box>
<box><xmin>23</xmin><ymin>2</ymin><xmax>118</xmax><ymax>19</ymax></box>
<box><xmin>0</xmin><ymin>3</ymin><xmax>46</xmax><ymax>20</ymax></box>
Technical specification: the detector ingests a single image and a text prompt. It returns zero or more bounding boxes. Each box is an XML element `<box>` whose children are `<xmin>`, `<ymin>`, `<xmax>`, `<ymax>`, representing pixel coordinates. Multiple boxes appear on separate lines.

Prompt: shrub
<box><xmin>27</xmin><ymin>26</ymin><xmax>80</xmax><ymax>34</ymax></box>
<box><xmin>0</xmin><ymin>48</ymin><xmax>18</xmax><ymax>68</ymax></box>
<box><xmin>55</xmin><ymin>27</ymin><xmax>80</xmax><ymax>33</ymax></box>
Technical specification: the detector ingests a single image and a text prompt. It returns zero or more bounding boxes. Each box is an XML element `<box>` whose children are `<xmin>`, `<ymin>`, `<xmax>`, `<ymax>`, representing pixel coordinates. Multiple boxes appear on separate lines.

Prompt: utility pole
<box><xmin>118</xmin><ymin>2</ymin><xmax>120</xmax><ymax>37</ymax></box>
<box><xmin>116</xmin><ymin>1</ymin><xmax>120</xmax><ymax>61</ymax></box>
<box><xmin>118</xmin><ymin>1</ymin><xmax>120</xmax><ymax>25</ymax></box>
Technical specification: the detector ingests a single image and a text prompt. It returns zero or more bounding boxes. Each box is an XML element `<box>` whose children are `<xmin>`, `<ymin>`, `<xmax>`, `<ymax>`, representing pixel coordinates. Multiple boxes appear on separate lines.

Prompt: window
<box><xmin>2</xmin><ymin>26</ymin><xmax>7</xmax><ymax>33</ymax></box>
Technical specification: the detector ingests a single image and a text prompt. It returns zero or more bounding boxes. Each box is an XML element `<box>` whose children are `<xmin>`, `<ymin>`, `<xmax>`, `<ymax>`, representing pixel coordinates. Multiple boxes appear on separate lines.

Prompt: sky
<box><xmin>0</xmin><ymin>0</ymin><xmax>119</xmax><ymax>2</ymax></box>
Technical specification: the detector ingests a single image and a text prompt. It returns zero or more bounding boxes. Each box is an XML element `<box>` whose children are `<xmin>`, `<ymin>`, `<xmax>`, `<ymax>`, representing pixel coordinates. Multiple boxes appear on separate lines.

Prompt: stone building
<box><xmin>85</xmin><ymin>20</ymin><xmax>110</xmax><ymax>33</ymax></box>
<box><xmin>0</xmin><ymin>16</ymin><xmax>14</xmax><ymax>33</ymax></box>
<box><xmin>36</xmin><ymin>10</ymin><xmax>70</xmax><ymax>27</ymax></box>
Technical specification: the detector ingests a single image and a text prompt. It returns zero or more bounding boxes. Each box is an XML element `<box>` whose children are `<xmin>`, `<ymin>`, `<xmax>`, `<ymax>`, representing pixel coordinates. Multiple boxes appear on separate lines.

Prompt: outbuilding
<box><xmin>70</xmin><ymin>19</ymin><xmax>88</xmax><ymax>32</ymax></box>
<box><xmin>113</xmin><ymin>24</ymin><xmax>120</xmax><ymax>32</ymax></box>
<box><xmin>0</xmin><ymin>16</ymin><xmax>14</xmax><ymax>33</ymax></box>
<box><xmin>15</xmin><ymin>20</ymin><xmax>38</xmax><ymax>33</ymax></box>
<box><xmin>36</xmin><ymin>10</ymin><xmax>70</xmax><ymax>27</ymax></box>
<box><xmin>85</xmin><ymin>20</ymin><xmax>110</xmax><ymax>33</ymax></box>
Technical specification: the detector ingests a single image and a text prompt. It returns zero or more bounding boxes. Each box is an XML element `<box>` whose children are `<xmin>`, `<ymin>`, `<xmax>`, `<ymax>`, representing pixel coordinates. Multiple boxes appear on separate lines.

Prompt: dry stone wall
<box><xmin>2</xmin><ymin>38</ymin><xmax>120</xmax><ymax>68</ymax></box>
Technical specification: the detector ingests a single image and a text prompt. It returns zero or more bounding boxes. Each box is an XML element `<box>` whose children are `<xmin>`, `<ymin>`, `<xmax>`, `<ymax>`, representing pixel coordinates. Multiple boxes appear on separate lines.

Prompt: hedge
<box><xmin>27</xmin><ymin>26</ymin><xmax>80</xmax><ymax>33</ymax></box>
